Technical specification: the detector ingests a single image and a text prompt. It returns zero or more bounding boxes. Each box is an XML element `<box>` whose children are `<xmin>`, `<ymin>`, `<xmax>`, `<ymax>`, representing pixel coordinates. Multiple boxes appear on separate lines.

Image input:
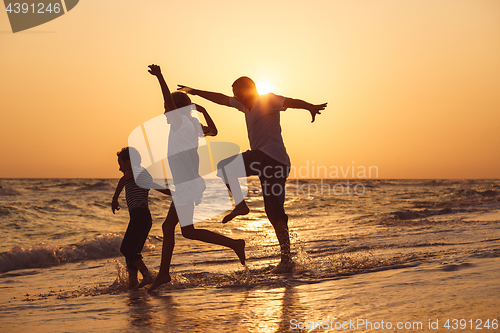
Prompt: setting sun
<box><xmin>256</xmin><ymin>81</ymin><xmax>272</xmax><ymax>95</ymax></box>
<box><xmin>1</xmin><ymin>2</ymin><xmax>500</xmax><ymax>331</ymax></box>
<box><xmin>0</xmin><ymin>0</ymin><xmax>499</xmax><ymax>179</ymax></box>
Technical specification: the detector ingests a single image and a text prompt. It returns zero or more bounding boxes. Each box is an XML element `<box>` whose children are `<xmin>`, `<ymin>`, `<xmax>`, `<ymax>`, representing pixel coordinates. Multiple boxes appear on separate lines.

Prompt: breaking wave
<box><xmin>0</xmin><ymin>233</ymin><xmax>154</xmax><ymax>273</ymax></box>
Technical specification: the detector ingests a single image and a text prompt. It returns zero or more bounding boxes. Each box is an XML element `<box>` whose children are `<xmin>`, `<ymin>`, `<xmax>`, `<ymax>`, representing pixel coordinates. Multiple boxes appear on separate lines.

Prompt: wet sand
<box><xmin>1</xmin><ymin>254</ymin><xmax>498</xmax><ymax>332</ymax></box>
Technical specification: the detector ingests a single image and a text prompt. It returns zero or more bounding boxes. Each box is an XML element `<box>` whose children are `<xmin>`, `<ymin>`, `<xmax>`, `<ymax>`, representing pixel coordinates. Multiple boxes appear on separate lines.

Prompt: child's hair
<box><xmin>172</xmin><ymin>91</ymin><xmax>192</xmax><ymax>108</ymax></box>
<box><xmin>170</xmin><ymin>92</ymin><xmax>202</xmax><ymax>136</ymax></box>
<box><xmin>117</xmin><ymin>147</ymin><xmax>141</xmax><ymax>164</ymax></box>
<box><xmin>232</xmin><ymin>76</ymin><xmax>257</xmax><ymax>91</ymax></box>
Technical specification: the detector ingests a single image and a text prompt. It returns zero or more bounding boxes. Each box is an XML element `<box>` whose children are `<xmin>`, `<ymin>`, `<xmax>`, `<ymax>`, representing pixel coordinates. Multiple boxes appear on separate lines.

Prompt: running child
<box><xmin>111</xmin><ymin>146</ymin><xmax>171</xmax><ymax>288</ymax></box>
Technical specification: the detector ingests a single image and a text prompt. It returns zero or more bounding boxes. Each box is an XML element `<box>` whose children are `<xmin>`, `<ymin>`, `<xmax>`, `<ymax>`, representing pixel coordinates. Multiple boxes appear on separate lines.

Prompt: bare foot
<box><xmin>222</xmin><ymin>204</ymin><xmax>250</xmax><ymax>224</ymax></box>
<box><xmin>127</xmin><ymin>280</ymin><xmax>138</xmax><ymax>289</ymax></box>
<box><xmin>135</xmin><ymin>272</ymin><xmax>154</xmax><ymax>289</ymax></box>
<box><xmin>234</xmin><ymin>239</ymin><xmax>246</xmax><ymax>265</ymax></box>
<box><xmin>128</xmin><ymin>271</ymin><xmax>139</xmax><ymax>289</ymax></box>
<box><xmin>148</xmin><ymin>273</ymin><xmax>171</xmax><ymax>292</ymax></box>
<box><xmin>270</xmin><ymin>261</ymin><xmax>295</xmax><ymax>274</ymax></box>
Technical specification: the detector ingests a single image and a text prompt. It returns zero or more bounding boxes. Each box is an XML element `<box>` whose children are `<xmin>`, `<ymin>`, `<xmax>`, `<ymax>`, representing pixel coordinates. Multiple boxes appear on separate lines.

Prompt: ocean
<box><xmin>1</xmin><ymin>178</ymin><xmax>499</xmax><ymax>332</ymax></box>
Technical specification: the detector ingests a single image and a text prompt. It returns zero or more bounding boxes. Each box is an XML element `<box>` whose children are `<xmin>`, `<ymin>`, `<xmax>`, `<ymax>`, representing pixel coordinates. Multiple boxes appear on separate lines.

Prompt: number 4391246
<box><xmin>5</xmin><ymin>3</ymin><xmax>62</xmax><ymax>14</ymax></box>
<box><xmin>443</xmin><ymin>319</ymin><xmax>498</xmax><ymax>330</ymax></box>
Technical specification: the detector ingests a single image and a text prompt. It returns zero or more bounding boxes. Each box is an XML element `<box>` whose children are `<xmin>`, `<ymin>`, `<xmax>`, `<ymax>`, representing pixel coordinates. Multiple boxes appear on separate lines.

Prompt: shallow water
<box><xmin>1</xmin><ymin>178</ymin><xmax>499</xmax><ymax>332</ymax></box>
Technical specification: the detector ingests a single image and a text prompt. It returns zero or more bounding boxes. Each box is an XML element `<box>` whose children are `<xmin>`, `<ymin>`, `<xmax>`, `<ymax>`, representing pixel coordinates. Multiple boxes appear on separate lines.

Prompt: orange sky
<box><xmin>1</xmin><ymin>0</ymin><xmax>499</xmax><ymax>178</ymax></box>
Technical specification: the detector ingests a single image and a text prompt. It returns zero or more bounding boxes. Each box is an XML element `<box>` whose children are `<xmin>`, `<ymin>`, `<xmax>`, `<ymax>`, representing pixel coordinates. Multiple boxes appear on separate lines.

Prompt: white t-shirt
<box><xmin>167</xmin><ymin>114</ymin><xmax>202</xmax><ymax>157</ymax></box>
<box><xmin>167</xmin><ymin>114</ymin><xmax>206</xmax><ymax>206</ymax></box>
<box><xmin>229</xmin><ymin>93</ymin><xmax>290</xmax><ymax>166</ymax></box>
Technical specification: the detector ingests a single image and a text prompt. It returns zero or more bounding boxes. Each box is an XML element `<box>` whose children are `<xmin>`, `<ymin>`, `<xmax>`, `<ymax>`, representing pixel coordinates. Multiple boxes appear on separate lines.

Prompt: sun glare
<box><xmin>256</xmin><ymin>81</ymin><xmax>272</xmax><ymax>95</ymax></box>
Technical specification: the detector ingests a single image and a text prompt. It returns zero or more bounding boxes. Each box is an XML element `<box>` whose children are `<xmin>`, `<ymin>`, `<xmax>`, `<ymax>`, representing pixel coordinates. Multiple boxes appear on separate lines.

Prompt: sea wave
<box><xmin>76</xmin><ymin>182</ymin><xmax>114</xmax><ymax>191</ymax></box>
<box><xmin>0</xmin><ymin>233</ymin><xmax>154</xmax><ymax>274</ymax></box>
<box><xmin>456</xmin><ymin>189</ymin><xmax>499</xmax><ymax>198</ymax></box>
<box><xmin>413</xmin><ymin>189</ymin><xmax>500</xmax><ymax>209</ymax></box>
<box><xmin>0</xmin><ymin>205</ymin><xmax>17</xmax><ymax>217</ymax></box>
<box><xmin>0</xmin><ymin>187</ymin><xmax>23</xmax><ymax>196</ymax></box>
<box><xmin>393</xmin><ymin>207</ymin><xmax>455</xmax><ymax>220</ymax></box>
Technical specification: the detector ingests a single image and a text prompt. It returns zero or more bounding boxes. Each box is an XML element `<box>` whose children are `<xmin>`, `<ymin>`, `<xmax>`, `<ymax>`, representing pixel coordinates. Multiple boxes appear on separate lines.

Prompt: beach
<box><xmin>1</xmin><ymin>178</ymin><xmax>499</xmax><ymax>332</ymax></box>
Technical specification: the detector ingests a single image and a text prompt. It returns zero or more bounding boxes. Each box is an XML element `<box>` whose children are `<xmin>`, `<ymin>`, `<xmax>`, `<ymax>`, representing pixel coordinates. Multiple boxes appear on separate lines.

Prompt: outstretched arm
<box><xmin>178</xmin><ymin>85</ymin><xmax>232</xmax><ymax>107</ymax></box>
<box><xmin>195</xmin><ymin>104</ymin><xmax>218</xmax><ymax>136</ymax></box>
<box><xmin>283</xmin><ymin>98</ymin><xmax>327</xmax><ymax>123</ymax></box>
<box><xmin>148</xmin><ymin>64</ymin><xmax>177</xmax><ymax>112</ymax></box>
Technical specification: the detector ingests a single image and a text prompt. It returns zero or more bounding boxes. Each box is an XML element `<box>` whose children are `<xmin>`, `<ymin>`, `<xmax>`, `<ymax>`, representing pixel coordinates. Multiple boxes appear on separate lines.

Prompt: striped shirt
<box><xmin>125</xmin><ymin>166</ymin><xmax>153</xmax><ymax>211</ymax></box>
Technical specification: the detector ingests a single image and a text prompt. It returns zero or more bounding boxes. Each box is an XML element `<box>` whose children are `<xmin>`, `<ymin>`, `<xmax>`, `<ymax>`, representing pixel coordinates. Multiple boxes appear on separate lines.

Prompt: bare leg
<box><xmin>133</xmin><ymin>259</ymin><xmax>154</xmax><ymax>288</ymax></box>
<box><xmin>222</xmin><ymin>181</ymin><xmax>249</xmax><ymax>224</ymax></box>
<box><xmin>178</xmin><ymin>203</ymin><xmax>246</xmax><ymax>265</ymax></box>
<box><xmin>272</xmin><ymin>219</ymin><xmax>291</xmax><ymax>264</ymax></box>
<box><xmin>269</xmin><ymin>219</ymin><xmax>295</xmax><ymax>273</ymax></box>
<box><xmin>127</xmin><ymin>269</ymin><xmax>139</xmax><ymax>288</ymax></box>
<box><xmin>149</xmin><ymin>203</ymin><xmax>247</xmax><ymax>293</ymax></box>
<box><xmin>182</xmin><ymin>225</ymin><xmax>246</xmax><ymax>265</ymax></box>
<box><xmin>226</xmin><ymin>175</ymin><xmax>245</xmax><ymax>204</ymax></box>
<box><xmin>149</xmin><ymin>205</ymin><xmax>178</xmax><ymax>292</ymax></box>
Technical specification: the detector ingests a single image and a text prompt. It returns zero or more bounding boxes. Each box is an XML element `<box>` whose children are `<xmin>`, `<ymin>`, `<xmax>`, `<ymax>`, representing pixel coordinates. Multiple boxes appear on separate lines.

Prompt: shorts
<box><xmin>217</xmin><ymin>149</ymin><xmax>290</xmax><ymax>225</ymax></box>
<box><xmin>120</xmin><ymin>207</ymin><xmax>152</xmax><ymax>271</ymax></box>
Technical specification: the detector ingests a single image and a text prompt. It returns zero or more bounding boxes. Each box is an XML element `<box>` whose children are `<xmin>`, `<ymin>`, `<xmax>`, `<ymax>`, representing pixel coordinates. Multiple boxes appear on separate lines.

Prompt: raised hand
<box><xmin>148</xmin><ymin>64</ymin><xmax>162</xmax><ymax>76</ymax></box>
<box><xmin>309</xmin><ymin>103</ymin><xmax>327</xmax><ymax>123</ymax></box>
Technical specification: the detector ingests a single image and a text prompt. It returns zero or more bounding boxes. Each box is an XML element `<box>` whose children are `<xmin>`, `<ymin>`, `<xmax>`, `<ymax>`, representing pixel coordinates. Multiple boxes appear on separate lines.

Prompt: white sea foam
<box><xmin>0</xmin><ymin>233</ymin><xmax>154</xmax><ymax>273</ymax></box>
